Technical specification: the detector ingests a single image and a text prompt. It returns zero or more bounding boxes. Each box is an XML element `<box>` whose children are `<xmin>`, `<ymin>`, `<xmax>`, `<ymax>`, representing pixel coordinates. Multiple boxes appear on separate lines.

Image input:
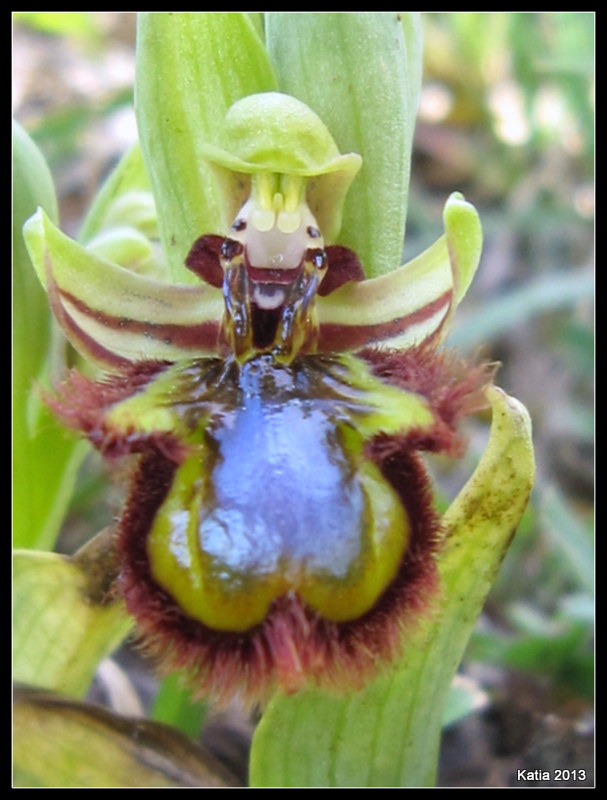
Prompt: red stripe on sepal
<box><xmin>317</xmin><ymin>290</ymin><xmax>452</xmax><ymax>353</ymax></box>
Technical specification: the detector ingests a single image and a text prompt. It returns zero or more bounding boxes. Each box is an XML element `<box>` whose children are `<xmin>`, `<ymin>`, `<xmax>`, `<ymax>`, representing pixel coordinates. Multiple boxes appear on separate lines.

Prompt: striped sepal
<box><xmin>317</xmin><ymin>192</ymin><xmax>482</xmax><ymax>352</ymax></box>
<box><xmin>23</xmin><ymin>209</ymin><xmax>224</xmax><ymax>369</ymax></box>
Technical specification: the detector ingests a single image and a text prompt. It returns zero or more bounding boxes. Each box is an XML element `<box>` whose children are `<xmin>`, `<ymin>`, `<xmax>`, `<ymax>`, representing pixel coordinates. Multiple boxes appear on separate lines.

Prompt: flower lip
<box><xmin>103</xmin><ymin>345</ymin><xmax>483</xmax><ymax>702</ymax></box>
<box><xmin>118</xmin><ymin>443</ymin><xmax>441</xmax><ymax>704</ymax></box>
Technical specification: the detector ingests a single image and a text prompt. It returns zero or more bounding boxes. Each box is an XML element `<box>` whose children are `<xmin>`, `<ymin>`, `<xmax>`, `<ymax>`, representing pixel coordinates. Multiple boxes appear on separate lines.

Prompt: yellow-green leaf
<box><xmin>13</xmin><ymin>541</ymin><xmax>131</xmax><ymax>699</ymax></box>
<box><xmin>13</xmin><ymin>685</ymin><xmax>240</xmax><ymax>788</ymax></box>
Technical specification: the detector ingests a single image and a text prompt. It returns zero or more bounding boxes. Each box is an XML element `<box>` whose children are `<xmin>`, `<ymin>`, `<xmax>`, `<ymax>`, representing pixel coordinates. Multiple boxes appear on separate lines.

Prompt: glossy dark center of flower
<box><xmin>201</xmin><ymin>363</ymin><xmax>365</xmax><ymax>578</ymax></box>
<box><xmin>145</xmin><ymin>356</ymin><xmax>411</xmax><ymax>631</ymax></box>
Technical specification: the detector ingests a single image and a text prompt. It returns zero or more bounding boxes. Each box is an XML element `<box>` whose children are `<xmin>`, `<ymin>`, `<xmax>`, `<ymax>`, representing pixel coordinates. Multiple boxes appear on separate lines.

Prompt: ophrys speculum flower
<box><xmin>25</xmin><ymin>92</ymin><xmax>494</xmax><ymax>703</ymax></box>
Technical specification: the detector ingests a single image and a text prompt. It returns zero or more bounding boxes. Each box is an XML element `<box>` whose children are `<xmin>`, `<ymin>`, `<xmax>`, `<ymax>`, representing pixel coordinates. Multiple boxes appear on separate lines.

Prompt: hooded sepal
<box><xmin>199</xmin><ymin>92</ymin><xmax>362</xmax><ymax>243</ymax></box>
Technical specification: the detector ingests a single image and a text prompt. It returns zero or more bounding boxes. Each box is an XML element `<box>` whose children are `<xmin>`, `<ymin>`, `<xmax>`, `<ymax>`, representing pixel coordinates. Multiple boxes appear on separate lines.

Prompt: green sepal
<box><xmin>23</xmin><ymin>208</ymin><xmax>223</xmax><ymax>369</ymax></box>
<box><xmin>317</xmin><ymin>192</ymin><xmax>482</xmax><ymax>351</ymax></box>
<box><xmin>442</xmin><ymin>191</ymin><xmax>484</xmax><ymax>315</ymax></box>
<box><xmin>201</xmin><ymin>92</ymin><xmax>362</xmax><ymax>242</ymax></box>
<box><xmin>249</xmin><ymin>386</ymin><xmax>534</xmax><ymax>787</ymax></box>
<box><xmin>23</xmin><ymin>191</ymin><xmax>481</xmax><ymax>368</ymax></box>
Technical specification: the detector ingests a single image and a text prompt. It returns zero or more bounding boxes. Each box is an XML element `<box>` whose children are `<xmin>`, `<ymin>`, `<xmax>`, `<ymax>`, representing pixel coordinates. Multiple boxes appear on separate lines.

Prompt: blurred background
<box><xmin>13</xmin><ymin>12</ymin><xmax>594</xmax><ymax>788</ymax></box>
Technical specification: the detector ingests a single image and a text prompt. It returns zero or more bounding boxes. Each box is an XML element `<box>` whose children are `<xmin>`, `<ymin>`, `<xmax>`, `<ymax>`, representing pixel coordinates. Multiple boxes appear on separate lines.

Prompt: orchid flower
<box><xmin>17</xmin><ymin>13</ymin><xmax>534</xmax><ymax>787</ymax></box>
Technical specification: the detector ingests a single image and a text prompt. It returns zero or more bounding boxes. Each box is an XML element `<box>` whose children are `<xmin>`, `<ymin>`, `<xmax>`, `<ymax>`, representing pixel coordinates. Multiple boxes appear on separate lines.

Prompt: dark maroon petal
<box><xmin>318</xmin><ymin>245</ymin><xmax>365</xmax><ymax>296</ymax></box>
<box><xmin>185</xmin><ymin>234</ymin><xmax>225</xmax><ymax>288</ymax></box>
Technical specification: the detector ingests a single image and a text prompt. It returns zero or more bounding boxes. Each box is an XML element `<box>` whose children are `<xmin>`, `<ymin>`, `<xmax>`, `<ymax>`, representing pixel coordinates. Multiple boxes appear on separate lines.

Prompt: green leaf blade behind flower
<box><xmin>135</xmin><ymin>12</ymin><xmax>277</xmax><ymax>284</ymax></box>
<box><xmin>249</xmin><ymin>386</ymin><xmax>534</xmax><ymax>787</ymax></box>
<box><xmin>265</xmin><ymin>12</ymin><xmax>423</xmax><ymax>278</ymax></box>
<box><xmin>150</xmin><ymin>672</ymin><xmax>208</xmax><ymax>741</ymax></box>
<box><xmin>13</xmin><ymin>120</ymin><xmax>86</xmax><ymax>550</ymax></box>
